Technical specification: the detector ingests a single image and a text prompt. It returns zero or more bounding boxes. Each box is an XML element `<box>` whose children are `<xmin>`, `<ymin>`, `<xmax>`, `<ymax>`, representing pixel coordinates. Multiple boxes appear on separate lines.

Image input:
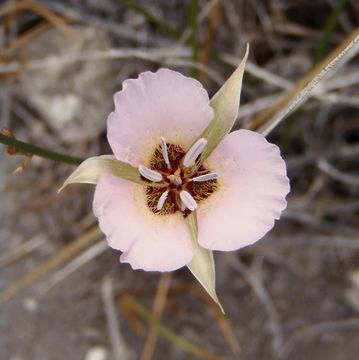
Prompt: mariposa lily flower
<box><xmin>61</xmin><ymin>48</ymin><xmax>289</xmax><ymax>308</ymax></box>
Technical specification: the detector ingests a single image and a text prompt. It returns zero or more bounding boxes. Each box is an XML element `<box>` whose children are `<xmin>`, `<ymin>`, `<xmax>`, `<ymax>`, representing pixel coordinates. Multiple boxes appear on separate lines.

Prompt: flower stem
<box><xmin>0</xmin><ymin>133</ymin><xmax>84</xmax><ymax>165</ymax></box>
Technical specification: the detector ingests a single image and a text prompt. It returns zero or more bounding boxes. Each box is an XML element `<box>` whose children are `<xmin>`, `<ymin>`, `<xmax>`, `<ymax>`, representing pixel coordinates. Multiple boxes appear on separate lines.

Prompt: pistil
<box><xmin>167</xmin><ymin>168</ymin><xmax>182</xmax><ymax>185</ymax></box>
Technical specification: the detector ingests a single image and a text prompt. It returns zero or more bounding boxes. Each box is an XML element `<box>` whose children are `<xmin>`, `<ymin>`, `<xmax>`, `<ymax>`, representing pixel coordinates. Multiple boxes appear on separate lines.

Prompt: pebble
<box><xmin>85</xmin><ymin>346</ymin><xmax>108</xmax><ymax>360</ymax></box>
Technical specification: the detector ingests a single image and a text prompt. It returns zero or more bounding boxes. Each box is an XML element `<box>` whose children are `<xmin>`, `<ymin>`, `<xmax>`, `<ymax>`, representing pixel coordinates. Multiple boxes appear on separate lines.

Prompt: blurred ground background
<box><xmin>1</xmin><ymin>0</ymin><xmax>359</xmax><ymax>359</ymax></box>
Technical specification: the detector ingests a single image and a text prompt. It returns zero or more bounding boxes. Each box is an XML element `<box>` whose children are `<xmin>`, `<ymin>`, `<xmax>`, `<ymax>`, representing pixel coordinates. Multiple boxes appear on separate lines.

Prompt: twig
<box><xmin>140</xmin><ymin>273</ymin><xmax>172</xmax><ymax>360</ymax></box>
<box><xmin>41</xmin><ymin>0</ymin><xmax>150</xmax><ymax>44</ymax></box>
<box><xmin>190</xmin><ymin>283</ymin><xmax>241</xmax><ymax>356</ymax></box>
<box><xmin>249</xmin><ymin>0</ymin><xmax>278</xmax><ymax>52</ymax></box>
<box><xmin>0</xmin><ymin>226</ymin><xmax>102</xmax><ymax>303</ymax></box>
<box><xmin>282</xmin><ymin>208</ymin><xmax>358</xmax><ymax>235</ymax></box>
<box><xmin>102</xmin><ymin>277</ymin><xmax>129</xmax><ymax>360</ymax></box>
<box><xmin>235</xmin><ymin>94</ymin><xmax>279</xmax><ymax>124</ymax></box>
<box><xmin>198</xmin><ymin>0</ymin><xmax>222</xmax><ymax>85</ymax></box>
<box><xmin>0</xmin><ymin>47</ymin><xmax>190</xmax><ymax>74</ymax></box>
<box><xmin>163</xmin><ymin>58</ymin><xmax>224</xmax><ymax>85</ymax></box>
<box><xmin>0</xmin><ymin>87</ymin><xmax>11</xmax><ymax>129</ymax></box>
<box><xmin>122</xmin><ymin>294</ymin><xmax>222</xmax><ymax>360</ymax></box>
<box><xmin>224</xmin><ymin>57</ymin><xmax>359</xmax><ymax>137</ymax></box>
<box><xmin>187</xmin><ymin>0</ymin><xmax>200</xmax><ymax>77</ymax></box>
<box><xmin>176</xmin><ymin>0</ymin><xmax>221</xmax><ymax>45</ymax></box>
<box><xmin>40</xmin><ymin>240</ymin><xmax>107</xmax><ymax>293</ymax></box>
<box><xmin>0</xmin><ymin>0</ymin><xmax>77</xmax><ymax>40</ymax></box>
<box><xmin>0</xmin><ymin>234</ymin><xmax>46</xmax><ymax>268</ymax></box>
<box><xmin>312</xmin><ymin>235</ymin><xmax>359</xmax><ymax>249</ymax></box>
<box><xmin>327</xmin><ymin>0</ymin><xmax>353</xmax><ymax>33</ymax></box>
<box><xmin>119</xmin><ymin>1</ymin><xmax>178</xmax><ymax>36</ymax></box>
<box><xmin>279</xmin><ymin>318</ymin><xmax>359</xmax><ymax>359</ymax></box>
<box><xmin>314</xmin><ymin>0</ymin><xmax>348</xmax><ymax>64</ymax></box>
<box><xmin>323</xmin><ymin>200</ymin><xmax>359</xmax><ymax>215</ymax></box>
<box><xmin>227</xmin><ymin>255</ymin><xmax>284</xmax><ymax>356</ymax></box>
<box><xmin>246</xmin><ymin>27</ymin><xmax>359</xmax><ymax>134</ymax></box>
<box><xmin>244</xmin><ymin>60</ymin><xmax>292</xmax><ymax>89</ymax></box>
<box><xmin>323</xmin><ymin>70</ymin><xmax>359</xmax><ymax>91</ymax></box>
<box><xmin>318</xmin><ymin>159</ymin><xmax>359</xmax><ymax>186</ymax></box>
<box><xmin>224</xmin><ymin>54</ymin><xmax>359</xmax><ymax>109</ymax></box>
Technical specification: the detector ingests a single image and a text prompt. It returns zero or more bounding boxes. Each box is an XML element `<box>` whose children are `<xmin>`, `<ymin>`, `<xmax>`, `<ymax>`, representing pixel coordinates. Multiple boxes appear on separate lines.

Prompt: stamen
<box><xmin>156</xmin><ymin>190</ymin><xmax>169</xmax><ymax>211</ymax></box>
<box><xmin>179</xmin><ymin>190</ymin><xmax>197</xmax><ymax>211</ymax></box>
<box><xmin>191</xmin><ymin>172</ymin><xmax>218</xmax><ymax>182</ymax></box>
<box><xmin>138</xmin><ymin>165</ymin><xmax>163</xmax><ymax>182</ymax></box>
<box><xmin>160</xmin><ymin>137</ymin><xmax>170</xmax><ymax>167</ymax></box>
<box><xmin>182</xmin><ymin>138</ymin><xmax>207</xmax><ymax>168</ymax></box>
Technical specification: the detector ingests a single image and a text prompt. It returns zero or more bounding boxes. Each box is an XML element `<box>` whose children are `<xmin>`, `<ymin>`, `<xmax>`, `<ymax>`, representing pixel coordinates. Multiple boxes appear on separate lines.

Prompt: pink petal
<box><xmin>93</xmin><ymin>174</ymin><xmax>193</xmax><ymax>271</ymax></box>
<box><xmin>197</xmin><ymin>130</ymin><xmax>290</xmax><ymax>251</ymax></box>
<box><xmin>107</xmin><ymin>69</ymin><xmax>214</xmax><ymax>166</ymax></box>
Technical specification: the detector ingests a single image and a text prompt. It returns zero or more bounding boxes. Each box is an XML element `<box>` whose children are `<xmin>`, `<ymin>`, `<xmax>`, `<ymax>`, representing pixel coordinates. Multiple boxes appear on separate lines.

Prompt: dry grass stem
<box><xmin>101</xmin><ymin>277</ymin><xmax>129</xmax><ymax>360</ymax></box>
<box><xmin>0</xmin><ymin>226</ymin><xmax>102</xmax><ymax>303</ymax></box>
<box><xmin>227</xmin><ymin>255</ymin><xmax>283</xmax><ymax>356</ymax></box>
<box><xmin>122</xmin><ymin>294</ymin><xmax>223</xmax><ymax>360</ymax></box>
<box><xmin>140</xmin><ymin>273</ymin><xmax>172</xmax><ymax>360</ymax></box>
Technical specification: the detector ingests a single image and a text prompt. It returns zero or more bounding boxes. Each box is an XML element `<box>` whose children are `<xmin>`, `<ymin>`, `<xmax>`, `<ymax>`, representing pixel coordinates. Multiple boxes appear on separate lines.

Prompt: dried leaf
<box><xmin>59</xmin><ymin>155</ymin><xmax>146</xmax><ymax>192</ymax></box>
<box><xmin>186</xmin><ymin>211</ymin><xmax>224</xmax><ymax>314</ymax></box>
<box><xmin>198</xmin><ymin>44</ymin><xmax>249</xmax><ymax>162</ymax></box>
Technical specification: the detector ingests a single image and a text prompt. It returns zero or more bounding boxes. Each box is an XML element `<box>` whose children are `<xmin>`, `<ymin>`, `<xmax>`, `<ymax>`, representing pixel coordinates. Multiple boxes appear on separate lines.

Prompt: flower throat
<box><xmin>139</xmin><ymin>138</ymin><xmax>218</xmax><ymax>216</ymax></box>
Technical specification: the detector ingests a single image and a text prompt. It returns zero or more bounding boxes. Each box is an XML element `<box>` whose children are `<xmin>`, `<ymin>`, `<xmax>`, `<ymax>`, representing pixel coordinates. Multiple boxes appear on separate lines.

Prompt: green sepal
<box><xmin>186</xmin><ymin>211</ymin><xmax>224</xmax><ymax>314</ymax></box>
<box><xmin>198</xmin><ymin>44</ymin><xmax>249</xmax><ymax>163</ymax></box>
<box><xmin>59</xmin><ymin>155</ymin><xmax>159</xmax><ymax>192</ymax></box>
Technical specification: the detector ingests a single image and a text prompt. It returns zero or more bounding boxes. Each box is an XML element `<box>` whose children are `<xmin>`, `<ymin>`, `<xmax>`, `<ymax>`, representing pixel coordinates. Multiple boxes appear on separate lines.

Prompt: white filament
<box><xmin>160</xmin><ymin>137</ymin><xmax>170</xmax><ymax>167</ymax></box>
<box><xmin>191</xmin><ymin>172</ymin><xmax>218</xmax><ymax>182</ymax></box>
<box><xmin>182</xmin><ymin>138</ymin><xmax>207</xmax><ymax>168</ymax></box>
<box><xmin>138</xmin><ymin>165</ymin><xmax>163</xmax><ymax>182</ymax></box>
<box><xmin>179</xmin><ymin>190</ymin><xmax>197</xmax><ymax>211</ymax></box>
<box><xmin>156</xmin><ymin>190</ymin><xmax>169</xmax><ymax>210</ymax></box>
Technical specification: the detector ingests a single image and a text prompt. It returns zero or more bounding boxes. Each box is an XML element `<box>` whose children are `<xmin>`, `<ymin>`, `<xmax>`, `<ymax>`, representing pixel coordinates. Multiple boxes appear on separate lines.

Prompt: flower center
<box><xmin>139</xmin><ymin>138</ymin><xmax>218</xmax><ymax>216</ymax></box>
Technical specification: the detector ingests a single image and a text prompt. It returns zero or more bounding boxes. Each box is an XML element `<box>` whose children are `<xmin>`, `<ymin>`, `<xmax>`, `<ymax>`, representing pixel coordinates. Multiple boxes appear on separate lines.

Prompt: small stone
<box><xmin>345</xmin><ymin>269</ymin><xmax>359</xmax><ymax>312</ymax></box>
<box><xmin>23</xmin><ymin>297</ymin><xmax>38</xmax><ymax>312</ymax></box>
<box><xmin>85</xmin><ymin>346</ymin><xmax>108</xmax><ymax>360</ymax></box>
<box><xmin>17</xmin><ymin>26</ymin><xmax>118</xmax><ymax>142</ymax></box>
